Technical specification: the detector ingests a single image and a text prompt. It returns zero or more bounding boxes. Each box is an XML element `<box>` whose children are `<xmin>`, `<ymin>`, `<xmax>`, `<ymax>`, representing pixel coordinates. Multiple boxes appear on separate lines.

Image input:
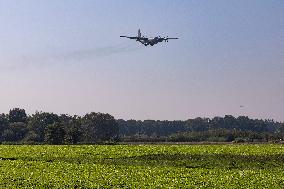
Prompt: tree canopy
<box><xmin>0</xmin><ymin>108</ymin><xmax>283</xmax><ymax>144</ymax></box>
<box><xmin>0</xmin><ymin>109</ymin><xmax>119</xmax><ymax>144</ymax></box>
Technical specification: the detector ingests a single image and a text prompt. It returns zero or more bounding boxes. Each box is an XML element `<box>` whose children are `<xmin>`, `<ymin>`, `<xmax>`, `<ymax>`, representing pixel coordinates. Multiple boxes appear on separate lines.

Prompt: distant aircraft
<box><xmin>120</xmin><ymin>29</ymin><xmax>178</xmax><ymax>46</ymax></box>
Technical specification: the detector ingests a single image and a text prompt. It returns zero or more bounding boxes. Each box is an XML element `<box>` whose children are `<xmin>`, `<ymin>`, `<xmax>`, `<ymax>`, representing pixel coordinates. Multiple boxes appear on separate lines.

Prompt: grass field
<box><xmin>0</xmin><ymin>144</ymin><xmax>284</xmax><ymax>188</ymax></box>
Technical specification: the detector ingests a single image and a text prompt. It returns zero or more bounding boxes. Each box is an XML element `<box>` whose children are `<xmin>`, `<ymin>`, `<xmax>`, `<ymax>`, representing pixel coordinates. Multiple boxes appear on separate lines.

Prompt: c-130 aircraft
<box><xmin>120</xmin><ymin>29</ymin><xmax>178</xmax><ymax>46</ymax></box>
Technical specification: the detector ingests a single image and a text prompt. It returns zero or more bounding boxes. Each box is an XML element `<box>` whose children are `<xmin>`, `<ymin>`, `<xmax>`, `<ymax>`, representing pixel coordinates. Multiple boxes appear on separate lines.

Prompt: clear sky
<box><xmin>0</xmin><ymin>0</ymin><xmax>283</xmax><ymax>121</ymax></box>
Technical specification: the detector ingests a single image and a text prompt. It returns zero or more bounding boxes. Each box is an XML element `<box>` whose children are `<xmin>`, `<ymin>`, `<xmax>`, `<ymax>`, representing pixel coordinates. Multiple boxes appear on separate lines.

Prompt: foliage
<box><xmin>1</xmin><ymin>144</ymin><xmax>284</xmax><ymax>188</ymax></box>
<box><xmin>81</xmin><ymin>112</ymin><xmax>119</xmax><ymax>143</ymax></box>
<box><xmin>45</xmin><ymin>123</ymin><xmax>66</xmax><ymax>144</ymax></box>
<box><xmin>5</xmin><ymin>122</ymin><xmax>28</xmax><ymax>141</ymax></box>
<box><xmin>169</xmin><ymin>129</ymin><xmax>283</xmax><ymax>143</ymax></box>
<box><xmin>0</xmin><ymin>108</ymin><xmax>283</xmax><ymax>144</ymax></box>
<box><xmin>0</xmin><ymin>114</ymin><xmax>9</xmax><ymax>141</ymax></box>
<box><xmin>63</xmin><ymin>115</ymin><xmax>82</xmax><ymax>144</ymax></box>
<box><xmin>27</xmin><ymin>112</ymin><xmax>60</xmax><ymax>142</ymax></box>
<box><xmin>118</xmin><ymin>116</ymin><xmax>283</xmax><ymax>142</ymax></box>
<box><xmin>8</xmin><ymin>108</ymin><xmax>27</xmax><ymax>123</ymax></box>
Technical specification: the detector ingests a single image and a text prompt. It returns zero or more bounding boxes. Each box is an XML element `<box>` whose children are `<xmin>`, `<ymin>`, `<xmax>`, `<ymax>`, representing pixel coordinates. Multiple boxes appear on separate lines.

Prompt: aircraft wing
<box><xmin>165</xmin><ymin>37</ymin><xmax>178</xmax><ymax>40</ymax></box>
<box><xmin>120</xmin><ymin>36</ymin><xmax>148</xmax><ymax>40</ymax></box>
<box><xmin>120</xmin><ymin>36</ymin><xmax>138</xmax><ymax>39</ymax></box>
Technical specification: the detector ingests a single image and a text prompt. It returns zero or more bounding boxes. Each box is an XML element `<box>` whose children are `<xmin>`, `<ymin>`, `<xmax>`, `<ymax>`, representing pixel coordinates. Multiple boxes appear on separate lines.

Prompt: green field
<box><xmin>1</xmin><ymin>144</ymin><xmax>284</xmax><ymax>188</ymax></box>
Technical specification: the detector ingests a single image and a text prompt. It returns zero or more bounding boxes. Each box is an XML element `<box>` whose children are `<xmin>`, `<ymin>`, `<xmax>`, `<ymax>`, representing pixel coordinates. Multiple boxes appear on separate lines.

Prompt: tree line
<box><xmin>118</xmin><ymin>115</ymin><xmax>284</xmax><ymax>142</ymax></box>
<box><xmin>0</xmin><ymin>108</ymin><xmax>118</xmax><ymax>144</ymax></box>
<box><xmin>0</xmin><ymin>108</ymin><xmax>283</xmax><ymax>144</ymax></box>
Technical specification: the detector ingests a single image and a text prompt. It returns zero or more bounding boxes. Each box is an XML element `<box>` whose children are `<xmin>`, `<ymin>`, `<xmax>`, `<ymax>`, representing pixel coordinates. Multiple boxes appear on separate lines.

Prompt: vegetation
<box><xmin>0</xmin><ymin>108</ymin><xmax>118</xmax><ymax>144</ymax></box>
<box><xmin>0</xmin><ymin>108</ymin><xmax>283</xmax><ymax>144</ymax></box>
<box><xmin>1</xmin><ymin>144</ymin><xmax>284</xmax><ymax>188</ymax></box>
<box><xmin>1</xmin><ymin>109</ymin><xmax>284</xmax><ymax>187</ymax></box>
<box><xmin>118</xmin><ymin>116</ymin><xmax>284</xmax><ymax>142</ymax></box>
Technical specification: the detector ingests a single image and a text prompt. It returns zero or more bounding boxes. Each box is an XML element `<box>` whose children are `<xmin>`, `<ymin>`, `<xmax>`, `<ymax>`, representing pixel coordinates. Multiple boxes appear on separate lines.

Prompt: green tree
<box><xmin>9</xmin><ymin>122</ymin><xmax>28</xmax><ymax>141</ymax></box>
<box><xmin>0</xmin><ymin>114</ymin><xmax>9</xmax><ymax>142</ymax></box>
<box><xmin>223</xmin><ymin>115</ymin><xmax>237</xmax><ymax>130</ymax></box>
<box><xmin>1</xmin><ymin>129</ymin><xmax>14</xmax><ymax>142</ymax></box>
<box><xmin>8</xmin><ymin>108</ymin><xmax>27</xmax><ymax>123</ymax></box>
<box><xmin>27</xmin><ymin>112</ymin><xmax>60</xmax><ymax>142</ymax></box>
<box><xmin>61</xmin><ymin>115</ymin><xmax>82</xmax><ymax>144</ymax></box>
<box><xmin>82</xmin><ymin>112</ymin><xmax>118</xmax><ymax>143</ymax></box>
<box><xmin>45</xmin><ymin>123</ymin><xmax>66</xmax><ymax>144</ymax></box>
<box><xmin>1</xmin><ymin>122</ymin><xmax>28</xmax><ymax>142</ymax></box>
<box><xmin>279</xmin><ymin>123</ymin><xmax>284</xmax><ymax>135</ymax></box>
<box><xmin>186</xmin><ymin>117</ymin><xmax>209</xmax><ymax>132</ymax></box>
<box><xmin>23</xmin><ymin>131</ymin><xmax>39</xmax><ymax>143</ymax></box>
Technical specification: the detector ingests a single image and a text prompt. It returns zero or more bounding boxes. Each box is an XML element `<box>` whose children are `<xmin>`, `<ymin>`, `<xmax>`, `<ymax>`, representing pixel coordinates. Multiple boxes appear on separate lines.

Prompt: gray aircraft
<box><xmin>120</xmin><ymin>29</ymin><xmax>178</xmax><ymax>46</ymax></box>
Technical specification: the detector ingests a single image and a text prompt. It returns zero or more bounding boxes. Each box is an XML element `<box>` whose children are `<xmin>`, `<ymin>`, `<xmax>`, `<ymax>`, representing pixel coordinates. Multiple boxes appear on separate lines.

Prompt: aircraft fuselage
<box><xmin>138</xmin><ymin>37</ymin><xmax>164</xmax><ymax>46</ymax></box>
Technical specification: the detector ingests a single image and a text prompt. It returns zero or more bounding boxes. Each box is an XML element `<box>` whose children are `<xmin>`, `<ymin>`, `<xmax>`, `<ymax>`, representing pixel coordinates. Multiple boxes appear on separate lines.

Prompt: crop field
<box><xmin>1</xmin><ymin>144</ymin><xmax>284</xmax><ymax>188</ymax></box>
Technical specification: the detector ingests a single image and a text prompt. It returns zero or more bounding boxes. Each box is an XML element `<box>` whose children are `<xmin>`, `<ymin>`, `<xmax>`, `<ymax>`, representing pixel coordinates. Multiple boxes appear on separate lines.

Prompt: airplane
<box><xmin>120</xmin><ymin>29</ymin><xmax>178</xmax><ymax>46</ymax></box>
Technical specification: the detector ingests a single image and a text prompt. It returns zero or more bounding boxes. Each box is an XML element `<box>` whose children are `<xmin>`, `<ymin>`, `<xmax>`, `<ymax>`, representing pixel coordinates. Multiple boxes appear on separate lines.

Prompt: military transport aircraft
<box><xmin>120</xmin><ymin>29</ymin><xmax>178</xmax><ymax>46</ymax></box>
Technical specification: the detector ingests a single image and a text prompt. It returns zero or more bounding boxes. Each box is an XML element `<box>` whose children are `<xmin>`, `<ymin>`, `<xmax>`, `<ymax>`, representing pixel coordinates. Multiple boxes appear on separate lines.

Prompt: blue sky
<box><xmin>0</xmin><ymin>0</ymin><xmax>283</xmax><ymax>121</ymax></box>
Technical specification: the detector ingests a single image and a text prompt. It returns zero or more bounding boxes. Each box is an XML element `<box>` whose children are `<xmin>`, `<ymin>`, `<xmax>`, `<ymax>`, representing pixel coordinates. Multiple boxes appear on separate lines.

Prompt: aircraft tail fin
<box><xmin>138</xmin><ymin>29</ymin><xmax>141</xmax><ymax>38</ymax></box>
